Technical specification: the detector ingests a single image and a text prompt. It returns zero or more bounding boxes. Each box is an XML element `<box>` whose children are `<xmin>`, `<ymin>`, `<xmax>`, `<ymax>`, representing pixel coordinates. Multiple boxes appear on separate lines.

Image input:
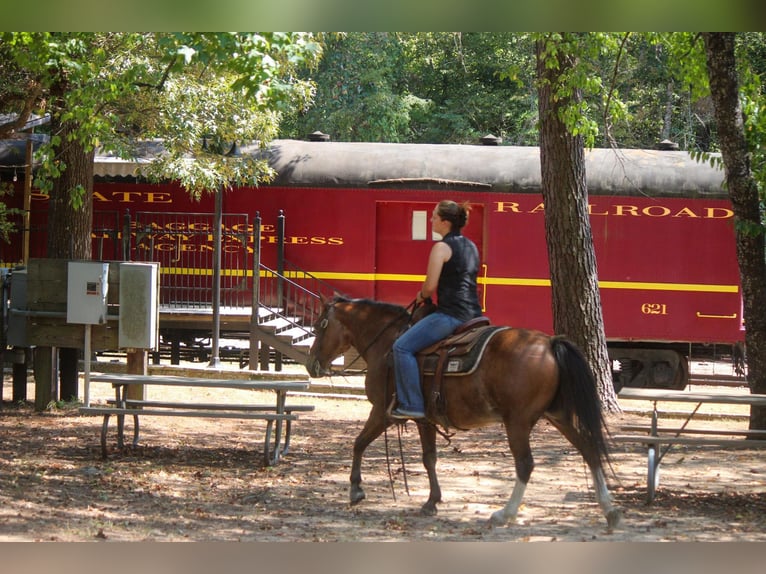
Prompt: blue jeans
<box><xmin>393</xmin><ymin>312</ymin><xmax>463</xmax><ymax>413</ymax></box>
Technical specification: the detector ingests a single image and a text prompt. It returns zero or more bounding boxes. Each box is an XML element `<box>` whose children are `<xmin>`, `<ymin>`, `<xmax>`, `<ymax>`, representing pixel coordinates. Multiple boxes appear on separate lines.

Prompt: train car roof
<box><xmin>89</xmin><ymin>139</ymin><xmax>727</xmax><ymax>199</ymax></box>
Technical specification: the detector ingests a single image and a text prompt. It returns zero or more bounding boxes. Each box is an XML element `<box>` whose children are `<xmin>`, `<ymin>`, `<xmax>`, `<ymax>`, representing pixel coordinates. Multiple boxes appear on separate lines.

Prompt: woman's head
<box><xmin>435</xmin><ymin>200</ymin><xmax>471</xmax><ymax>232</ymax></box>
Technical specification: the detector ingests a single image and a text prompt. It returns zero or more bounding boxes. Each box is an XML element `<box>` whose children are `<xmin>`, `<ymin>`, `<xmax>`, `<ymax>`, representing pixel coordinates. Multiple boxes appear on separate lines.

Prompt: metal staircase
<box><xmin>119</xmin><ymin>208</ymin><xmax>341</xmax><ymax>369</ymax></box>
<box><xmin>252</xmin><ymin>260</ymin><xmax>335</xmax><ymax>367</ymax></box>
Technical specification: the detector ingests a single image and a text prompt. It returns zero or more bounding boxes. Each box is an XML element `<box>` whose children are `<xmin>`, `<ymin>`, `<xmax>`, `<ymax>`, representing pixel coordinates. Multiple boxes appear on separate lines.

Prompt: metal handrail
<box><xmin>256</xmin><ymin>263</ymin><xmax>321</xmax><ymax>340</ymax></box>
<box><xmin>282</xmin><ymin>259</ymin><xmax>338</xmax><ymax>300</ymax></box>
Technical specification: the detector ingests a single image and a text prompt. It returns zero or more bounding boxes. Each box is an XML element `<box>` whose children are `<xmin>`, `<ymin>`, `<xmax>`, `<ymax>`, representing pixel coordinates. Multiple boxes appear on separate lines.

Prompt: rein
<box><xmin>383</xmin><ymin>422</ymin><xmax>411</xmax><ymax>501</ymax></box>
<box><xmin>337</xmin><ymin>299</ymin><xmax>419</xmax><ymax>374</ymax></box>
<box><xmin>367</xmin><ymin>298</ymin><xmax>420</xmax><ymax>501</ymax></box>
<box><xmin>319</xmin><ymin>298</ymin><xmax>423</xmax><ymax>501</ymax></box>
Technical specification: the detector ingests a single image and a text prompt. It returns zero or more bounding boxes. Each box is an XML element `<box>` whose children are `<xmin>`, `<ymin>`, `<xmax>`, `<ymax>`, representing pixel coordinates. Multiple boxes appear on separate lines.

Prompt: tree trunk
<box><xmin>47</xmin><ymin>104</ymin><xmax>95</xmax><ymax>403</ymax></box>
<box><xmin>703</xmin><ymin>33</ymin><xmax>766</xmax><ymax>430</ymax></box>
<box><xmin>536</xmin><ymin>36</ymin><xmax>619</xmax><ymax>412</ymax></box>
<box><xmin>47</xmin><ymin>123</ymin><xmax>94</xmax><ymax>260</ymax></box>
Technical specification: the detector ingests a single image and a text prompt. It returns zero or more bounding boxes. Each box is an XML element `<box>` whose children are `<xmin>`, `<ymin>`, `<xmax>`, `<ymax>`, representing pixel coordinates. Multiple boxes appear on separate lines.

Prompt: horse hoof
<box><xmin>420</xmin><ymin>504</ymin><xmax>438</xmax><ymax>517</ymax></box>
<box><xmin>349</xmin><ymin>488</ymin><xmax>366</xmax><ymax>506</ymax></box>
<box><xmin>606</xmin><ymin>508</ymin><xmax>622</xmax><ymax>529</ymax></box>
<box><xmin>489</xmin><ymin>510</ymin><xmax>509</xmax><ymax>526</ymax></box>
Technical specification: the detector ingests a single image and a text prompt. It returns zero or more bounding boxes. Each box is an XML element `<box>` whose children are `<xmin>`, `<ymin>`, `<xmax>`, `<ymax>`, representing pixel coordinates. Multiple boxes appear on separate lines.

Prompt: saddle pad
<box><xmin>419</xmin><ymin>326</ymin><xmax>509</xmax><ymax>376</ymax></box>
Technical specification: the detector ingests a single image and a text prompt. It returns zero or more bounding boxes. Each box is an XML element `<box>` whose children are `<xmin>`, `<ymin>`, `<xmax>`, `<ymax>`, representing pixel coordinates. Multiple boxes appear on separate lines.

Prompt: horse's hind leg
<box><xmin>490</xmin><ymin>421</ymin><xmax>534</xmax><ymax>526</ymax></box>
<box><xmin>547</xmin><ymin>417</ymin><xmax>621</xmax><ymax>528</ymax></box>
<box><xmin>592</xmin><ymin>466</ymin><xmax>621</xmax><ymax>528</ymax></box>
<box><xmin>350</xmin><ymin>405</ymin><xmax>389</xmax><ymax>506</ymax></box>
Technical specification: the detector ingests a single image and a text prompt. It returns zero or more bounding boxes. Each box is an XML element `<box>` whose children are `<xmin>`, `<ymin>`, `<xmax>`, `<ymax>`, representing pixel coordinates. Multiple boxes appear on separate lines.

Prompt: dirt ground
<box><xmin>1</xmin><ymin>368</ymin><xmax>765</xmax><ymax>542</ymax></box>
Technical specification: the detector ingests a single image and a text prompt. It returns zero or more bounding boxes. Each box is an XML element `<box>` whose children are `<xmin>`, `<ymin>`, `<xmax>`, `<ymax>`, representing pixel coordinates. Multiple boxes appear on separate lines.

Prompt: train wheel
<box><xmin>609</xmin><ymin>349</ymin><xmax>689</xmax><ymax>390</ymax></box>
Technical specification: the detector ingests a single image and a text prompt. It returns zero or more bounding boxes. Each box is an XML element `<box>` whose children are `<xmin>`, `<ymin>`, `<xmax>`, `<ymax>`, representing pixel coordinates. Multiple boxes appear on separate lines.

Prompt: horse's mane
<box><xmin>332</xmin><ymin>295</ymin><xmax>408</xmax><ymax>317</ymax></box>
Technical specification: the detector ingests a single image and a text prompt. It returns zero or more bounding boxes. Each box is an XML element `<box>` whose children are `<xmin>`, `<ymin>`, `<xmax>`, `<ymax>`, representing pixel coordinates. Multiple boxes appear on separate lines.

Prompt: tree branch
<box><xmin>602</xmin><ymin>33</ymin><xmax>630</xmax><ymax>149</ymax></box>
<box><xmin>133</xmin><ymin>55</ymin><xmax>178</xmax><ymax>91</ymax></box>
<box><xmin>0</xmin><ymin>79</ymin><xmax>44</xmax><ymax>138</ymax></box>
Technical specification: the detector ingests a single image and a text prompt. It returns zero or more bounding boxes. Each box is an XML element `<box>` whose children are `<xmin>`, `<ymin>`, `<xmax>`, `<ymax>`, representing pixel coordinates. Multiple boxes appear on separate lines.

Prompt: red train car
<box><xmin>1</xmin><ymin>139</ymin><xmax>743</xmax><ymax>388</ymax></box>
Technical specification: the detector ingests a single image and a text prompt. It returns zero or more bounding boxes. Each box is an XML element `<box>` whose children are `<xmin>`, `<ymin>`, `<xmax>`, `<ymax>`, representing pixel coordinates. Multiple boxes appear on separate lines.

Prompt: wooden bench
<box><xmin>613</xmin><ymin>387</ymin><xmax>766</xmax><ymax>503</ymax></box>
<box><xmin>78</xmin><ymin>373</ymin><xmax>314</xmax><ymax>465</ymax></box>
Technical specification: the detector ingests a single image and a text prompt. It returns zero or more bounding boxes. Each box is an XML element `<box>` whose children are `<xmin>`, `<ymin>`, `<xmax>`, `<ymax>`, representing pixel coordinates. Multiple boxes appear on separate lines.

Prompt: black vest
<box><xmin>436</xmin><ymin>232</ymin><xmax>483</xmax><ymax>322</ymax></box>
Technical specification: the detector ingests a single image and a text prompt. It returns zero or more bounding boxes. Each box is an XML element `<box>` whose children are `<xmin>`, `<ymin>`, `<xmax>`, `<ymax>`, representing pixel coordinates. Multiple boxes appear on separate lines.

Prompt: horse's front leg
<box><xmin>416</xmin><ymin>422</ymin><xmax>441</xmax><ymax>516</ymax></box>
<box><xmin>350</xmin><ymin>405</ymin><xmax>389</xmax><ymax>506</ymax></box>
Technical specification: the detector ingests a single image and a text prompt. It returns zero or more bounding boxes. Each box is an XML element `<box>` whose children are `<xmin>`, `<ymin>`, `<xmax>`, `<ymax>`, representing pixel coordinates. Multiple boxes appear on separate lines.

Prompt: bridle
<box><xmin>314</xmin><ymin>298</ymin><xmax>419</xmax><ymax>375</ymax></box>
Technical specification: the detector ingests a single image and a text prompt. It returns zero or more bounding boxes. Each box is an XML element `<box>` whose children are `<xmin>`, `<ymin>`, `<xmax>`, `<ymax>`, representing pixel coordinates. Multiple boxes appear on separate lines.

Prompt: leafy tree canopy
<box><xmin>0</xmin><ymin>32</ymin><xmax>321</xmax><ymax>198</ymax></box>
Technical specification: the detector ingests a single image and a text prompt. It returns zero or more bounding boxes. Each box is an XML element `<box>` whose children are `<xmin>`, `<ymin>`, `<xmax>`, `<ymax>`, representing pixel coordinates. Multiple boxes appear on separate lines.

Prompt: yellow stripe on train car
<box><xmin>158</xmin><ymin>267</ymin><xmax>739</xmax><ymax>294</ymax></box>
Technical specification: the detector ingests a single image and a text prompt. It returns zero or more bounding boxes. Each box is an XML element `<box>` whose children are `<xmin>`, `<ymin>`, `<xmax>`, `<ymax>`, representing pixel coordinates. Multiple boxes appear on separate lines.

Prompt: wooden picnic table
<box><xmin>78</xmin><ymin>373</ymin><xmax>313</xmax><ymax>465</ymax></box>
<box><xmin>613</xmin><ymin>387</ymin><xmax>766</xmax><ymax>502</ymax></box>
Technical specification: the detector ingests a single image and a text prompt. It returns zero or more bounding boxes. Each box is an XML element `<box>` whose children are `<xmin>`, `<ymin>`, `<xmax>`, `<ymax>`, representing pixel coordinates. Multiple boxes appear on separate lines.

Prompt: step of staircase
<box><xmin>275</xmin><ymin>326</ymin><xmax>313</xmax><ymax>343</ymax></box>
<box><xmin>252</xmin><ymin>291</ymin><xmax>323</xmax><ymax>366</ymax></box>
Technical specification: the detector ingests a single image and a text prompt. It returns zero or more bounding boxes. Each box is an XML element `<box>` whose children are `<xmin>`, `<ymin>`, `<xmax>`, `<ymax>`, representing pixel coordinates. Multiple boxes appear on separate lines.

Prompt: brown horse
<box><xmin>306</xmin><ymin>295</ymin><xmax>621</xmax><ymax>528</ymax></box>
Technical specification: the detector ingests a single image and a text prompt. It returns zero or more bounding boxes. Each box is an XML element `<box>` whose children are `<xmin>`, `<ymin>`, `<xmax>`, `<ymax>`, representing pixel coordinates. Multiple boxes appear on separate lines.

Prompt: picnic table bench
<box><xmin>612</xmin><ymin>387</ymin><xmax>766</xmax><ymax>502</ymax></box>
<box><xmin>78</xmin><ymin>373</ymin><xmax>314</xmax><ymax>465</ymax></box>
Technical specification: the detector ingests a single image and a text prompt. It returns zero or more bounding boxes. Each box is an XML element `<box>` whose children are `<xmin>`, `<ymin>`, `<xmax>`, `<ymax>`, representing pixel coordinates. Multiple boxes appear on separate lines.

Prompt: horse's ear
<box><xmin>320</xmin><ymin>291</ymin><xmax>344</xmax><ymax>305</ymax></box>
<box><xmin>331</xmin><ymin>290</ymin><xmax>347</xmax><ymax>303</ymax></box>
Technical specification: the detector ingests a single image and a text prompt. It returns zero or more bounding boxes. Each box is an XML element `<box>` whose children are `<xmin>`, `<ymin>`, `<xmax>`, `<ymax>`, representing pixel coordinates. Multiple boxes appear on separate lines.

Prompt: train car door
<box><xmin>374</xmin><ymin>200</ymin><xmax>485</xmax><ymax>306</ymax></box>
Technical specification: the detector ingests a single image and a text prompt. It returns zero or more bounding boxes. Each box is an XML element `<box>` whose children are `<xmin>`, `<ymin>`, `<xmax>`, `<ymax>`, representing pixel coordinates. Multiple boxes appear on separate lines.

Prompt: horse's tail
<box><xmin>550</xmin><ymin>336</ymin><xmax>611</xmax><ymax>471</ymax></box>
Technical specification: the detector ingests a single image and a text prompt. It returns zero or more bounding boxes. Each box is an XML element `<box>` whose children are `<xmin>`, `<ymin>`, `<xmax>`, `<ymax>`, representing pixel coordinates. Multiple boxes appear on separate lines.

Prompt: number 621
<box><xmin>641</xmin><ymin>303</ymin><xmax>667</xmax><ymax>315</ymax></box>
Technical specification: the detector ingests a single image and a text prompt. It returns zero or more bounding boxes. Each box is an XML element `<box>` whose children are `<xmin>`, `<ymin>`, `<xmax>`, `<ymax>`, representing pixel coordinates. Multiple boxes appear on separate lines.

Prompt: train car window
<box><xmin>412</xmin><ymin>210</ymin><xmax>428</xmax><ymax>240</ymax></box>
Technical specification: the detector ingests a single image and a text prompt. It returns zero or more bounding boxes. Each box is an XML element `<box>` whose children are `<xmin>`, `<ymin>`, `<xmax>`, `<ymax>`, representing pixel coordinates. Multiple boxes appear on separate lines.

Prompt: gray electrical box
<box><xmin>67</xmin><ymin>261</ymin><xmax>110</xmax><ymax>325</ymax></box>
<box><xmin>6</xmin><ymin>268</ymin><xmax>27</xmax><ymax>347</ymax></box>
<box><xmin>118</xmin><ymin>262</ymin><xmax>159</xmax><ymax>349</ymax></box>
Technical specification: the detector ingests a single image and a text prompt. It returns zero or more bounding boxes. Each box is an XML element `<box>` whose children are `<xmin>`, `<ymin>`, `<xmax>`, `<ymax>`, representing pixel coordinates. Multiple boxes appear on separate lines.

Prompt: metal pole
<box><xmin>22</xmin><ymin>138</ymin><xmax>33</xmax><ymax>264</ymax></box>
<box><xmin>84</xmin><ymin>324</ymin><xmax>91</xmax><ymax>406</ymax></box>
<box><xmin>249</xmin><ymin>212</ymin><xmax>262</xmax><ymax>371</ymax></box>
<box><xmin>122</xmin><ymin>210</ymin><xmax>131</xmax><ymax>261</ymax></box>
<box><xmin>208</xmin><ymin>183</ymin><xmax>222</xmax><ymax>368</ymax></box>
<box><xmin>253</xmin><ymin>211</ymin><xmax>262</xmax><ymax>308</ymax></box>
<box><xmin>277</xmin><ymin>209</ymin><xmax>285</xmax><ymax>311</ymax></box>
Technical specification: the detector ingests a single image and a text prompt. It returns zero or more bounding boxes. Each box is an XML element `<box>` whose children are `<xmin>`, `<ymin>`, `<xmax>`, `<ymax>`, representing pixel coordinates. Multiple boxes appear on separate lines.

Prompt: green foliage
<box><xmin>280</xmin><ymin>33</ymin><xmax>415</xmax><ymax>142</ymax></box>
<box><xmin>741</xmin><ymin>92</ymin><xmax>766</xmax><ymax>229</ymax></box>
<box><xmin>689</xmin><ymin>150</ymin><xmax>725</xmax><ymax>171</ymax></box>
<box><xmin>159</xmin><ymin>33</ymin><xmax>320</xmax><ymax>112</ymax></box>
<box><xmin>739</xmin><ymin>34</ymin><xmax>766</xmax><ymax>210</ymax></box>
<box><xmin>133</xmin><ymin>33</ymin><xmax>319</xmax><ymax>194</ymax></box>
<box><xmin>68</xmin><ymin>184</ymin><xmax>86</xmax><ymax>210</ymax></box>
<box><xmin>533</xmin><ymin>32</ymin><xmax>705</xmax><ymax>151</ymax></box>
<box><xmin>646</xmin><ymin>33</ymin><xmax>717</xmax><ymax>151</ymax></box>
<box><xmin>0</xmin><ymin>183</ymin><xmax>21</xmax><ymax>242</ymax></box>
<box><xmin>402</xmin><ymin>33</ymin><xmax>539</xmax><ymax>144</ymax></box>
<box><xmin>280</xmin><ymin>32</ymin><xmax>540</xmax><ymax>145</ymax></box>
<box><xmin>535</xmin><ymin>33</ymin><xmax>604</xmax><ymax>148</ymax></box>
<box><xmin>1</xmin><ymin>32</ymin><xmax>321</xmax><ymax>200</ymax></box>
<box><xmin>658</xmin><ymin>33</ymin><xmax>710</xmax><ymax>100</ymax></box>
<box><xmin>534</xmin><ymin>32</ymin><xmax>732</xmax><ymax>153</ymax></box>
<box><xmin>682</xmin><ymin>32</ymin><xmax>766</xmax><ymax>226</ymax></box>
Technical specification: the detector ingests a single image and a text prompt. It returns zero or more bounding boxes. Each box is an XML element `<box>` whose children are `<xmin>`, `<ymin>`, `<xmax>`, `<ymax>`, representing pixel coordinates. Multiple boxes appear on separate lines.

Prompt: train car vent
<box><xmin>480</xmin><ymin>134</ymin><xmax>502</xmax><ymax>146</ymax></box>
<box><xmin>308</xmin><ymin>131</ymin><xmax>331</xmax><ymax>142</ymax></box>
<box><xmin>657</xmin><ymin>139</ymin><xmax>679</xmax><ymax>151</ymax></box>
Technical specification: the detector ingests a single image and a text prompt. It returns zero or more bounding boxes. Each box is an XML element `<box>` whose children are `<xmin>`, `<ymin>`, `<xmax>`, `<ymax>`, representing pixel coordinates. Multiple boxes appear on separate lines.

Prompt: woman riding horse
<box><xmin>307</xmin><ymin>296</ymin><xmax>621</xmax><ymax>528</ymax></box>
<box><xmin>391</xmin><ymin>199</ymin><xmax>483</xmax><ymax>420</ymax></box>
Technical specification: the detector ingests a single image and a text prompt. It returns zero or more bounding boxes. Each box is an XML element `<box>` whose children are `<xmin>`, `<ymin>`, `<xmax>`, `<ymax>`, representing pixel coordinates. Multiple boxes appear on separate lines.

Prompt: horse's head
<box><xmin>306</xmin><ymin>295</ymin><xmax>353</xmax><ymax>377</ymax></box>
